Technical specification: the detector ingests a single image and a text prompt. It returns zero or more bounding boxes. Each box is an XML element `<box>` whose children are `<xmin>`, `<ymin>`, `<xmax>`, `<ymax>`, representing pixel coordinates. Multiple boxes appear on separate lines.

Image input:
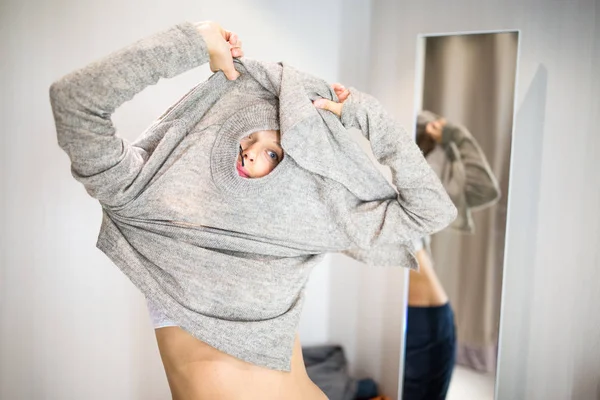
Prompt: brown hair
<box><xmin>416</xmin><ymin>123</ymin><xmax>436</xmax><ymax>157</ymax></box>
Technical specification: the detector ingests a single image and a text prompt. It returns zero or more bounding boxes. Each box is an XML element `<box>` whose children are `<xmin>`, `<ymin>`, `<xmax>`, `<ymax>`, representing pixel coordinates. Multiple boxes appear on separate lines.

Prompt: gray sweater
<box><xmin>49</xmin><ymin>22</ymin><xmax>456</xmax><ymax>371</ymax></box>
<box><xmin>417</xmin><ymin>111</ymin><xmax>501</xmax><ymax>234</ymax></box>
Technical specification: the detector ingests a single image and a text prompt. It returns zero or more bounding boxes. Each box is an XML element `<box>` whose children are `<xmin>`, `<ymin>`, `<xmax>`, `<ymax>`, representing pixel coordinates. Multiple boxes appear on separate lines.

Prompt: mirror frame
<box><xmin>397</xmin><ymin>28</ymin><xmax>522</xmax><ymax>400</ymax></box>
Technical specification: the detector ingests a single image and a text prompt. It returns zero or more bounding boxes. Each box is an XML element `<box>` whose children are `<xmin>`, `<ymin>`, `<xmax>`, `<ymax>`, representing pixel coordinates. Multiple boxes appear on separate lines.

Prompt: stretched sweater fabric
<box><xmin>49</xmin><ymin>22</ymin><xmax>456</xmax><ymax>371</ymax></box>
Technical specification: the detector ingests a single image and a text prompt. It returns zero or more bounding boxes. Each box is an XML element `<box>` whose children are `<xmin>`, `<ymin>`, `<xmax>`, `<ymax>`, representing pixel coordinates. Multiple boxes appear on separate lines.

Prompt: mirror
<box><xmin>402</xmin><ymin>31</ymin><xmax>520</xmax><ymax>400</ymax></box>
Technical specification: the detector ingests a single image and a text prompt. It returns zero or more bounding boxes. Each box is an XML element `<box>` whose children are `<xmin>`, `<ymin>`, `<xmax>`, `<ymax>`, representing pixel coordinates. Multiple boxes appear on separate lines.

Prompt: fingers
<box><xmin>332</xmin><ymin>83</ymin><xmax>350</xmax><ymax>102</ymax></box>
<box><xmin>224</xmin><ymin>29</ymin><xmax>234</xmax><ymax>43</ymax></box>
<box><xmin>313</xmin><ymin>98</ymin><xmax>343</xmax><ymax>117</ymax></box>
<box><xmin>231</xmin><ymin>48</ymin><xmax>244</xmax><ymax>58</ymax></box>
<box><xmin>227</xmin><ymin>31</ymin><xmax>244</xmax><ymax>58</ymax></box>
<box><xmin>219</xmin><ymin>29</ymin><xmax>242</xmax><ymax>78</ymax></box>
<box><xmin>337</xmin><ymin>90</ymin><xmax>349</xmax><ymax>102</ymax></box>
<box><xmin>315</xmin><ymin>83</ymin><xmax>349</xmax><ymax>116</ymax></box>
<box><xmin>228</xmin><ymin>32</ymin><xmax>239</xmax><ymax>46</ymax></box>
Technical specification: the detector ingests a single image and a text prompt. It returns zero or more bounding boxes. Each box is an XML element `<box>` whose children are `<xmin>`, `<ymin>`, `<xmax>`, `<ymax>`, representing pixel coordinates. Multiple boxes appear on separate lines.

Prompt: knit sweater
<box><xmin>417</xmin><ymin>111</ymin><xmax>501</xmax><ymax>234</ymax></box>
<box><xmin>49</xmin><ymin>22</ymin><xmax>457</xmax><ymax>371</ymax></box>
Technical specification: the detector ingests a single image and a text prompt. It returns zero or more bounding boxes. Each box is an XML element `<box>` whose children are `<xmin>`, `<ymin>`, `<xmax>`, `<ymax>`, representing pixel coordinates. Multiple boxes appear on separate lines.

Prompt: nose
<box><xmin>243</xmin><ymin>144</ymin><xmax>257</xmax><ymax>162</ymax></box>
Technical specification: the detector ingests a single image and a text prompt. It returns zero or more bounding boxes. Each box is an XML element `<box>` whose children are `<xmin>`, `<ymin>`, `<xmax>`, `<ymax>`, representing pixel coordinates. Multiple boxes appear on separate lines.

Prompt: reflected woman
<box><xmin>403</xmin><ymin>111</ymin><xmax>501</xmax><ymax>400</ymax></box>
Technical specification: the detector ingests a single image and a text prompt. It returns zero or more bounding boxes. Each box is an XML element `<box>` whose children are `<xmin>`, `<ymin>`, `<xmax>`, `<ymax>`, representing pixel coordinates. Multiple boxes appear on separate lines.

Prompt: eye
<box><xmin>267</xmin><ymin>150</ymin><xmax>280</xmax><ymax>162</ymax></box>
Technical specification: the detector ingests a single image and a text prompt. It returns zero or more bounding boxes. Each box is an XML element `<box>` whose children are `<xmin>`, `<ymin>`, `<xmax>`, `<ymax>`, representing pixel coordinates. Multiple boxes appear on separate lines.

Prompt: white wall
<box><xmin>0</xmin><ymin>1</ymin><xmax>354</xmax><ymax>399</ymax></box>
<box><xmin>369</xmin><ymin>1</ymin><xmax>600</xmax><ymax>399</ymax></box>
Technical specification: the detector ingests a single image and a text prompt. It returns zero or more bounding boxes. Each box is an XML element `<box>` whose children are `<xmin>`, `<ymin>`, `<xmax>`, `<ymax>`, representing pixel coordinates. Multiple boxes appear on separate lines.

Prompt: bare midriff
<box><xmin>154</xmin><ymin>327</ymin><xmax>328</xmax><ymax>400</ymax></box>
<box><xmin>407</xmin><ymin>248</ymin><xmax>449</xmax><ymax>307</ymax></box>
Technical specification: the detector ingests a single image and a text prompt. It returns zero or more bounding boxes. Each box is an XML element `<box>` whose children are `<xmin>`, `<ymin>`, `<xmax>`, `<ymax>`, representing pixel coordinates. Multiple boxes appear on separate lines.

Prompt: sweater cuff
<box><xmin>340</xmin><ymin>87</ymin><xmax>361</xmax><ymax>129</ymax></box>
<box><xmin>175</xmin><ymin>21</ymin><xmax>211</xmax><ymax>67</ymax></box>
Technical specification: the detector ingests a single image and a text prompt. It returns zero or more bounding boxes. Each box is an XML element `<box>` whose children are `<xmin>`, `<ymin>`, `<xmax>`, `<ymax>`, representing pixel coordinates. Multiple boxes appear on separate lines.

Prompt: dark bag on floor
<box><xmin>303</xmin><ymin>345</ymin><xmax>358</xmax><ymax>400</ymax></box>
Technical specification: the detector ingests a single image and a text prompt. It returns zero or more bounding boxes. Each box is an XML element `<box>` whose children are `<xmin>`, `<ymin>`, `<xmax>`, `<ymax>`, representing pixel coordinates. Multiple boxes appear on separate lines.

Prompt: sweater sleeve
<box><xmin>49</xmin><ymin>22</ymin><xmax>210</xmax><ymax>207</ymax></box>
<box><xmin>338</xmin><ymin>88</ymin><xmax>457</xmax><ymax>247</ymax></box>
<box><xmin>440</xmin><ymin>124</ymin><xmax>501</xmax><ymax>209</ymax></box>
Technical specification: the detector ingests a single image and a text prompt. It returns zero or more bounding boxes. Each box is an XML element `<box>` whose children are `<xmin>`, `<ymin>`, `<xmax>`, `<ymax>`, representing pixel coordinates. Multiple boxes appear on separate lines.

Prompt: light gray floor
<box><xmin>447</xmin><ymin>365</ymin><xmax>495</xmax><ymax>400</ymax></box>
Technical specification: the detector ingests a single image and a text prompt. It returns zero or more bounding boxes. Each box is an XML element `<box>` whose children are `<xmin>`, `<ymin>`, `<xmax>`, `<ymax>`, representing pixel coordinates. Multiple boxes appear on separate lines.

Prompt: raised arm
<box><xmin>314</xmin><ymin>86</ymin><xmax>457</xmax><ymax>248</ymax></box>
<box><xmin>439</xmin><ymin>124</ymin><xmax>501</xmax><ymax>209</ymax></box>
<box><xmin>49</xmin><ymin>21</ymin><xmax>241</xmax><ymax>207</ymax></box>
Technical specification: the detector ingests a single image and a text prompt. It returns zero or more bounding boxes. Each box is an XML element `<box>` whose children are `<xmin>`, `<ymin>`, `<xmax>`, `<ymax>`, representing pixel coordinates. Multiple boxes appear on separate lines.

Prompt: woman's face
<box><xmin>236</xmin><ymin>130</ymin><xmax>284</xmax><ymax>178</ymax></box>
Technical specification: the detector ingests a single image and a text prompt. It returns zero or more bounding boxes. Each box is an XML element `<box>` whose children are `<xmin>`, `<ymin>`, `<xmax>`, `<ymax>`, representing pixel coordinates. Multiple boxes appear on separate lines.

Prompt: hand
<box><xmin>313</xmin><ymin>83</ymin><xmax>350</xmax><ymax>117</ymax></box>
<box><xmin>425</xmin><ymin>118</ymin><xmax>447</xmax><ymax>143</ymax></box>
<box><xmin>195</xmin><ymin>21</ymin><xmax>244</xmax><ymax>80</ymax></box>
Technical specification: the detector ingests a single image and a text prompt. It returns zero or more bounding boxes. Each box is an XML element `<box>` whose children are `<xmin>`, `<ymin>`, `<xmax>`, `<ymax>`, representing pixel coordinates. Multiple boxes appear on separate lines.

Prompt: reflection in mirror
<box><xmin>402</xmin><ymin>31</ymin><xmax>519</xmax><ymax>400</ymax></box>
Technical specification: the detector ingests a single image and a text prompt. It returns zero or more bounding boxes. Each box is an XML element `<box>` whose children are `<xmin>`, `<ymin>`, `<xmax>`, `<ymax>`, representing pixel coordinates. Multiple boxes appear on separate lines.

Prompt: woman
<box><xmin>50</xmin><ymin>21</ymin><xmax>457</xmax><ymax>400</ymax></box>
